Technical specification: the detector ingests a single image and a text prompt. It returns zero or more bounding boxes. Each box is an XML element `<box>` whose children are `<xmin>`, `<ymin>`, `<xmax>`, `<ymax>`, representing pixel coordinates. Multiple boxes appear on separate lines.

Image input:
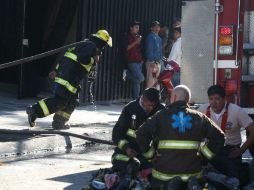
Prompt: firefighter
<box><xmin>111</xmin><ymin>88</ymin><xmax>164</xmax><ymax>176</ymax></box>
<box><xmin>136</xmin><ymin>85</ymin><xmax>225</xmax><ymax>189</ymax></box>
<box><xmin>26</xmin><ymin>30</ymin><xmax>112</xmax><ymax>130</ymax></box>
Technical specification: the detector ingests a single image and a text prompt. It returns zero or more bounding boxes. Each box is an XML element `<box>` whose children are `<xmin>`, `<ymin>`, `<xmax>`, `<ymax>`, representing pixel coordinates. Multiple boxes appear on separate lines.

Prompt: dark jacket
<box><xmin>136</xmin><ymin>101</ymin><xmax>225</xmax><ymax>182</ymax></box>
<box><xmin>54</xmin><ymin>40</ymin><xmax>98</xmax><ymax>98</ymax></box>
<box><xmin>112</xmin><ymin>98</ymin><xmax>164</xmax><ymax>156</ymax></box>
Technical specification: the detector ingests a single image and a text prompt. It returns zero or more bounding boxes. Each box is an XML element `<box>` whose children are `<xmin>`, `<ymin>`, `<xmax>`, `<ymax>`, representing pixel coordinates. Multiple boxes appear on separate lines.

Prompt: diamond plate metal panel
<box><xmin>249</xmin><ymin>56</ymin><xmax>254</xmax><ymax>75</ymax></box>
<box><xmin>244</xmin><ymin>12</ymin><xmax>250</xmax><ymax>43</ymax></box>
<box><xmin>244</xmin><ymin>11</ymin><xmax>254</xmax><ymax>43</ymax></box>
<box><xmin>250</xmin><ymin>12</ymin><xmax>254</xmax><ymax>43</ymax></box>
<box><xmin>181</xmin><ymin>0</ymin><xmax>214</xmax><ymax>103</ymax></box>
<box><xmin>243</xmin><ymin>11</ymin><xmax>254</xmax><ymax>76</ymax></box>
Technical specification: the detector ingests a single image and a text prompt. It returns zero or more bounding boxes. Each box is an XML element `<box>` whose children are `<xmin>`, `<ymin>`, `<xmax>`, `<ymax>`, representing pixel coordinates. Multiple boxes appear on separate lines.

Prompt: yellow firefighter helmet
<box><xmin>92</xmin><ymin>30</ymin><xmax>112</xmax><ymax>47</ymax></box>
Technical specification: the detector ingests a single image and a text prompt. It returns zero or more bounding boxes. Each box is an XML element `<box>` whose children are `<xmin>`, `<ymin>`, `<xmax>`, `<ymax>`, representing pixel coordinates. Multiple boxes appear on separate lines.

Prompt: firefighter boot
<box><xmin>52</xmin><ymin>120</ymin><xmax>70</xmax><ymax>130</ymax></box>
<box><xmin>26</xmin><ymin>106</ymin><xmax>37</xmax><ymax>127</ymax></box>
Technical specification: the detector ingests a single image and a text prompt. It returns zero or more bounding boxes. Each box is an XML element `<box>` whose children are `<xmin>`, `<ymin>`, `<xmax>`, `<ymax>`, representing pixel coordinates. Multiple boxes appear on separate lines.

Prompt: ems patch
<box><xmin>171</xmin><ymin>112</ymin><xmax>193</xmax><ymax>133</ymax></box>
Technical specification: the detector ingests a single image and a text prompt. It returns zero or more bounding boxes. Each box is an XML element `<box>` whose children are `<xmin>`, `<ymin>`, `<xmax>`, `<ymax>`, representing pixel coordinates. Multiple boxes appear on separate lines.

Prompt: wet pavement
<box><xmin>0</xmin><ymin>92</ymin><xmax>123</xmax><ymax>189</ymax></box>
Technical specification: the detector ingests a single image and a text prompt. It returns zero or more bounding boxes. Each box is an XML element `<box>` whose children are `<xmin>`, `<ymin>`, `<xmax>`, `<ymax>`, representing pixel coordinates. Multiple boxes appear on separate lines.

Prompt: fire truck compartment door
<box><xmin>182</xmin><ymin>0</ymin><xmax>214</xmax><ymax>103</ymax></box>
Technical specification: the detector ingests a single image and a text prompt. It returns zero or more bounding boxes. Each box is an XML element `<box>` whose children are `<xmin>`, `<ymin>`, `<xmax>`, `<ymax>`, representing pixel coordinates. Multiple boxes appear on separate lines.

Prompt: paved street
<box><xmin>0</xmin><ymin>93</ymin><xmax>123</xmax><ymax>190</ymax></box>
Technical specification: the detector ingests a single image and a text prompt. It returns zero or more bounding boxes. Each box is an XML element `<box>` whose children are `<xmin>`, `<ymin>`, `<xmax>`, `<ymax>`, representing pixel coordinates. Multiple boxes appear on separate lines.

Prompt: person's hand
<box><xmin>229</xmin><ymin>147</ymin><xmax>243</xmax><ymax>158</ymax></box>
<box><xmin>135</xmin><ymin>36</ymin><xmax>142</xmax><ymax>44</ymax></box>
<box><xmin>48</xmin><ymin>70</ymin><xmax>57</xmax><ymax>80</ymax></box>
<box><xmin>125</xmin><ymin>148</ymin><xmax>138</xmax><ymax>158</ymax></box>
<box><xmin>150</xmin><ymin>63</ymin><xmax>158</xmax><ymax>78</ymax></box>
<box><xmin>93</xmin><ymin>55</ymin><xmax>100</xmax><ymax>64</ymax></box>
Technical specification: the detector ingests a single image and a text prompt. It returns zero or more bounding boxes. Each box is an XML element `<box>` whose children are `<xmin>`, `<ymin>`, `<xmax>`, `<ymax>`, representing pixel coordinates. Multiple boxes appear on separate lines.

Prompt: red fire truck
<box><xmin>182</xmin><ymin>0</ymin><xmax>254</xmax><ymax>115</ymax></box>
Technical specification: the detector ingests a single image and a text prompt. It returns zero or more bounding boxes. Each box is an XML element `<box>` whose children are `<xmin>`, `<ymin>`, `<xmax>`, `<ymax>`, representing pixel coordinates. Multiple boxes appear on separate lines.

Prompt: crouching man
<box><xmin>136</xmin><ymin>85</ymin><xmax>225</xmax><ymax>189</ymax></box>
<box><xmin>111</xmin><ymin>88</ymin><xmax>164</xmax><ymax>176</ymax></box>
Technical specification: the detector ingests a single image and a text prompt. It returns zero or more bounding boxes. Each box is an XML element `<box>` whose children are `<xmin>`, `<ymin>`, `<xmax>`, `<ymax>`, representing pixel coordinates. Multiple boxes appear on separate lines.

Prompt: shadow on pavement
<box><xmin>47</xmin><ymin>169</ymin><xmax>97</xmax><ymax>190</ymax></box>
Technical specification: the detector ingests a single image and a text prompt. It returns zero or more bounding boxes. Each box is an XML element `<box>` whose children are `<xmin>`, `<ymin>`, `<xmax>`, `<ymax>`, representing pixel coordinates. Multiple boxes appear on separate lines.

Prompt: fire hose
<box><xmin>0</xmin><ymin>128</ymin><xmax>114</xmax><ymax>146</ymax></box>
<box><xmin>0</xmin><ymin>41</ymin><xmax>85</xmax><ymax>70</ymax></box>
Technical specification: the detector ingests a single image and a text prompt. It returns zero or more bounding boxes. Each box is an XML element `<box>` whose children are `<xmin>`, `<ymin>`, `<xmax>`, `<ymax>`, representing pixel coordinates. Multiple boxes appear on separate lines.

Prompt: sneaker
<box><xmin>52</xmin><ymin>121</ymin><xmax>70</xmax><ymax>130</ymax></box>
<box><xmin>26</xmin><ymin>106</ymin><xmax>37</xmax><ymax>127</ymax></box>
<box><xmin>122</xmin><ymin>69</ymin><xmax>127</xmax><ymax>81</ymax></box>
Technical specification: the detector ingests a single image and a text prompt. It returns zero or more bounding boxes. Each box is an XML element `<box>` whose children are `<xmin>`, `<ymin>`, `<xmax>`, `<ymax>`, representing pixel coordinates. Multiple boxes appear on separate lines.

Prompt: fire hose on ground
<box><xmin>0</xmin><ymin>128</ymin><xmax>114</xmax><ymax>146</ymax></box>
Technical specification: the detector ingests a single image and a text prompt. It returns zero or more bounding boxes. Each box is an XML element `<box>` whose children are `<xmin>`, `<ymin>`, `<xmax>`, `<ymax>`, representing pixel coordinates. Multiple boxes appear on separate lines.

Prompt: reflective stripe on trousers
<box><xmin>55</xmin><ymin>111</ymin><xmax>71</xmax><ymax>120</ymax></box>
<box><xmin>38</xmin><ymin>99</ymin><xmax>50</xmax><ymax>116</ymax></box>
<box><xmin>152</xmin><ymin>169</ymin><xmax>202</xmax><ymax>182</ymax></box>
<box><xmin>54</xmin><ymin>77</ymin><xmax>77</xmax><ymax>94</ymax></box>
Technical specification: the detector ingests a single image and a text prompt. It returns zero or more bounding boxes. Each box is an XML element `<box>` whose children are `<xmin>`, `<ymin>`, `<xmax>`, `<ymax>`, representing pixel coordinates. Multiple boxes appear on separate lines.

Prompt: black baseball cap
<box><xmin>129</xmin><ymin>21</ymin><xmax>141</xmax><ymax>27</ymax></box>
<box><xmin>150</xmin><ymin>21</ymin><xmax>161</xmax><ymax>27</ymax></box>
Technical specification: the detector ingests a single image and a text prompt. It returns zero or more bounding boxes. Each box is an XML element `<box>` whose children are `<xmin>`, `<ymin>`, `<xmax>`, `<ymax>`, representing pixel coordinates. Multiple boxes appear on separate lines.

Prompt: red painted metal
<box><xmin>248</xmin><ymin>86</ymin><xmax>254</xmax><ymax>106</ymax></box>
<box><xmin>216</xmin><ymin>0</ymin><xmax>245</xmax><ymax>104</ymax></box>
<box><xmin>245</xmin><ymin>0</ymin><xmax>254</xmax><ymax>11</ymax></box>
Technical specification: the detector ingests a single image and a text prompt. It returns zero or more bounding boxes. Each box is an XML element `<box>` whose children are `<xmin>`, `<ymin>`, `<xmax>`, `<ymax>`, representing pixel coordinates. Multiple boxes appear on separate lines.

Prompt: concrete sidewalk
<box><xmin>0</xmin><ymin>93</ymin><xmax>123</xmax><ymax>159</ymax></box>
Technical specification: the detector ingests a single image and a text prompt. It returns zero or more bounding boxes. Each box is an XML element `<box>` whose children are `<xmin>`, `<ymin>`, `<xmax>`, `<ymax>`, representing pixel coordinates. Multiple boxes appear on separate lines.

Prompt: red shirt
<box><xmin>126</xmin><ymin>34</ymin><xmax>142</xmax><ymax>62</ymax></box>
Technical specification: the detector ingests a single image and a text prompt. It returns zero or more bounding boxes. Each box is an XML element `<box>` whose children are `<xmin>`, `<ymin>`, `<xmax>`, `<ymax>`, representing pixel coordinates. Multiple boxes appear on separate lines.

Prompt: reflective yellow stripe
<box><xmin>200</xmin><ymin>145</ymin><xmax>215</xmax><ymax>159</ymax></box>
<box><xmin>81</xmin><ymin>57</ymin><xmax>94</xmax><ymax>72</ymax></box>
<box><xmin>56</xmin><ymin>111</ymin><xmax>70</xmax><ymax>120</ymax></box>
<box><xmin>126</xmin><ymin>128</ymin><xmax>136</xmax><ymax>138</ymax></box>
<box><xmin>64</xmin><ymin>52</ymin><xmax>77</xmax><ymax>62</ymax></box>
<box><xmin>143</xmin><ymin>147</ymin><xmax>155</xmax><ymax>159</ymax></box>
<box><xmin>55</xmin><ymin>64</ymin><xmax>59</xmax><ymax>70</ymax></box>
<box><xmin>118</xmin><ymin>139</ymin><xmax>128</xmax><ymax>150</ymax></box>
<box><xmin>38</xmin><ymin>99</ymin><xmax>50</xmax><ymax>116</ymax></box>
<box><xmin>158</xmin><ymin>140</ymin><xmax>200</xmax><ymax>150</ymax></box>
<box><xmin>54</xmin><ymin>77</ymin><xmax>77</xmax><ymax>94</ymax></box>
<box><xmin>64</xmin><ymin>52</ymin><xmax>95</xmax><ymax>72</ymax></box>
<box><xmin>152</xmin><ymin>169</ymin><xmax>202</xmax><ymax>182</ymax></box>
<box><xmin>112</xmin><ymin>154</ymin><xmax>130</xmax><ymax>162</ymax></box>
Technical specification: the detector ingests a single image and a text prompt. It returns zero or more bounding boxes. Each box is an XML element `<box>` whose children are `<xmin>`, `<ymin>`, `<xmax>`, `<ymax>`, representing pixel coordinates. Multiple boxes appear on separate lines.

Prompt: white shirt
<box><xmin>198</xmin><ymin>103</ymin><xmax>253</xmax><ymax>145</ymax></box>
<box><xmin>167</xmin><ymin>37</ymin><xmax>182</xmax><ymax>67</ymax></box>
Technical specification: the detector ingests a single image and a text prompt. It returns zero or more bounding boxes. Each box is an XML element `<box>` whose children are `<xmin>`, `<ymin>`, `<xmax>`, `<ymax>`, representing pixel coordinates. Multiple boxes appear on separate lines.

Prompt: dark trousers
<box><xmin>32</xmin><ymin>85</ymin><xmax>78</xmax><ymax>125</ymax></box>
<box><xmin>150</xmin><ymin>177</ymin><xmax>190</xmax><ymax>190</ymax></box>
<box><xmin>211</xmin><ymin>145</ymin><xmax>242</xmax><ymax>178</ymax></box>
<box><xmin>111</xmin><ymin>149</ymin><xmax>152</xmax><ymax>175</ymax></box>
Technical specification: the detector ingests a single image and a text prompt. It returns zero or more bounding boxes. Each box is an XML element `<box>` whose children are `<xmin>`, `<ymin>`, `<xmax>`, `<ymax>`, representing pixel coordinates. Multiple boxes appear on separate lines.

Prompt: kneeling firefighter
<box><xmin>111</xmin><ymin>88</ymin><xmax>165</xmax><ymax>177</ymax></box>
<box><xmin>136</xmin><ymin>85</ymin><xmax>225</xmax><ymax>189</ymax></box>
<box><xmin>26</xmin><ymin>30</ymin><xmax>112</xmax><ymax>129</ymax></box>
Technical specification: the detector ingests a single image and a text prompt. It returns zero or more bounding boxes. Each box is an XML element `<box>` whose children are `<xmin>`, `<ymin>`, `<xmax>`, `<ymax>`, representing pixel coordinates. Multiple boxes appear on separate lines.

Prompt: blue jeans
<box><xmin>127</xmin><ymin>62</ymin><xmax>144</xmax><ymax>99</ymax></box>
<box><xmin>172</xmin><ymin>72</ymin><xmax>180</xmax><ymax>87</ymax></box>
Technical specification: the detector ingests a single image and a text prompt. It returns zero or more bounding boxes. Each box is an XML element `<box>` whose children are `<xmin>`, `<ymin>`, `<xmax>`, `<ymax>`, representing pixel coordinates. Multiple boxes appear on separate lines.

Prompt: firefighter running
<box><xmin>26</xmin><ymin>30</ymin><xmax>112</xmax><ymax>130</ymax></box>
<box><xmin>136</xmin><ymin>85</ymin><xmax>225</xmax><ymax>189</ymax></box>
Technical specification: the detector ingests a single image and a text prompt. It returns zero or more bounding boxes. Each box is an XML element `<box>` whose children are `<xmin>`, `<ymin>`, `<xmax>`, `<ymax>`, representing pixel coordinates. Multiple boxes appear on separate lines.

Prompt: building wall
<box><xmin>79</xmin><ymin>0</ymin><xmax>182</xmax><ymax>103</ymax></box>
